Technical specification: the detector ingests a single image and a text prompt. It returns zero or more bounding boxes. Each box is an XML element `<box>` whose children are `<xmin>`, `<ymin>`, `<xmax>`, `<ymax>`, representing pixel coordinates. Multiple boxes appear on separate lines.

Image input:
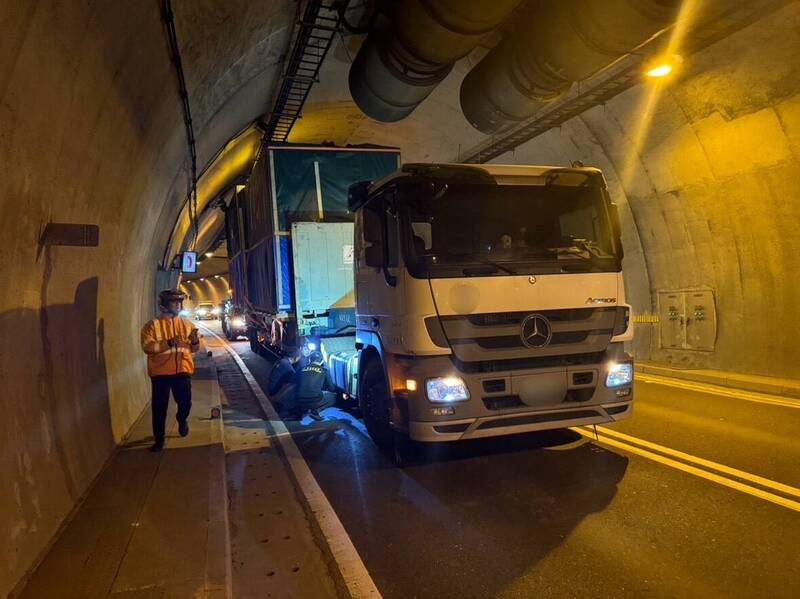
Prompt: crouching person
<box><xmin>289</xmin><ymin>351</ymin><xmax>336</xmax><ymax>421</ymax></box>
<box><xmin>269</xmin><ymin>356</ymin><xmax>298</xmax><ymax>407</ymax></box>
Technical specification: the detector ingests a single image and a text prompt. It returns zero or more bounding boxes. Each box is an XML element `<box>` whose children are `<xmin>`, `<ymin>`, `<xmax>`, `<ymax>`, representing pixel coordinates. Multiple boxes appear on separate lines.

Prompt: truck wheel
<box><xmin>359</xmin><ymin>361</ymin><xmax>394</xmax><ymax>450</ymax></box>
<box><xmin>247</xmin><ymin>327</ymin><xmax>259</xmax><ymax>353</ymax></box>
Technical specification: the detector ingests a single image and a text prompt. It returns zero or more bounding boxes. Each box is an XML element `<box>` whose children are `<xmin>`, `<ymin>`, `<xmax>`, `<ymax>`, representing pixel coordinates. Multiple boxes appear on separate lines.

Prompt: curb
<box><xmin>636</xmin><ymin>363</ymin><xmax>800</xmax><ymax>400</ymax></box>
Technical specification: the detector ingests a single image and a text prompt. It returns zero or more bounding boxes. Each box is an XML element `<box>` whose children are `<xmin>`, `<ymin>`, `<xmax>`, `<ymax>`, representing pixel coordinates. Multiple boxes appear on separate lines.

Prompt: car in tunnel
<box><xmin>194</xmin><ymin>302</ymin><xmax>219</xmax><ymax>320</ymax></box>
<box><xmin>221</xmin><ymin>303</ymin><xmax>248</xmax><ymax>341</ymax></box>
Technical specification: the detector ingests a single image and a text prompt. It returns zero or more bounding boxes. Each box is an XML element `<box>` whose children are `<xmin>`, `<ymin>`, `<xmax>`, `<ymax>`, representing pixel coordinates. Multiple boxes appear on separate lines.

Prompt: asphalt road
<box><xmin>219</xmin><ymin>328</ymin><xmax>800</xmax><ymax>599</ymax></box>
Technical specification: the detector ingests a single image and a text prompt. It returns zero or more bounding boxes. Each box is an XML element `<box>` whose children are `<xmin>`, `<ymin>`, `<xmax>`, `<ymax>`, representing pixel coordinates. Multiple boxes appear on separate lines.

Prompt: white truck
<box><xmin>320</xmin><ymin>162</ymin><xmax>634</xmax><ymax>458</ymax></box>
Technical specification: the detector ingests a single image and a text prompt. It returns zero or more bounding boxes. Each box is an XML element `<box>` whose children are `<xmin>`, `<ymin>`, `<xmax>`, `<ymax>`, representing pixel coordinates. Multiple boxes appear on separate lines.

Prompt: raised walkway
<box><xmin>15</xmin><ymin>336</ymin><xmax>339</xmax><ymax>599</ymax></box>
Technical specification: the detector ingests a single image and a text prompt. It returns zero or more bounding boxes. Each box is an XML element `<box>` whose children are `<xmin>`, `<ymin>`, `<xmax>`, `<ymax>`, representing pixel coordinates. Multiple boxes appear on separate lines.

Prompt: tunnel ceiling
<box><xmin>174</xmin><ymin>0</ymin><xmax>789</xmax><ymax>262</ymax></box>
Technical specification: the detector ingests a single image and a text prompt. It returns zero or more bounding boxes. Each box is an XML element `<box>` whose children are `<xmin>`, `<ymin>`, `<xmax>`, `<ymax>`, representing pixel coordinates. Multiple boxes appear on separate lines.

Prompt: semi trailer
<box><xmin>225</xmin><ymin>143</ymin><xmax>400</xmax><ymax>355</ymax></box>
<box><xmin>228</xmin><ymin>150</ymin><xmax>634</xmax><ymax>458</ymax></box>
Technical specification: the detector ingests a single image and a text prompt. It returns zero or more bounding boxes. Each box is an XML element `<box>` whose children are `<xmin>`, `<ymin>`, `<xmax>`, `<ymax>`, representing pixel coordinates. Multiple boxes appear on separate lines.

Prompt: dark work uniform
<box><xmin>293</xmin><ymin>362</ymin><xmax>336</xmax><ymax>415</ymax></box>
<box><xmin>269</xmin><ymin>357</ymin><xmax>297</xmax><ymax>396</ymax></box>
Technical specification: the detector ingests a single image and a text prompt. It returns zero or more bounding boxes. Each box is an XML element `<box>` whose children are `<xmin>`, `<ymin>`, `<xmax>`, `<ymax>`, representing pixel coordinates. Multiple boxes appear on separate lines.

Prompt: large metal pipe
<box><xmin>460</xmin><ymin>0</ymin><xmax>681</xmax><ymax>134</ymax></box>
<box><xmin>349</xmin><ymin>0</ymin><xmax>522</xmax><ymax>122</ymax></box>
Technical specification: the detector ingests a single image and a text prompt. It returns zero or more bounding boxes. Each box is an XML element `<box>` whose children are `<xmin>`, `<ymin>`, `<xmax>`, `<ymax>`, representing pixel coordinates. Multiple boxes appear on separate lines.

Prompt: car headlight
<box><xmin>231</xmin><ymin>317</ymin><xmax>246</xmax><ymax>327</ymax></box>
<box><xmin>606</xmin><ymin>362</ymin><xmax>633</xmax><ymax>388</ymax></box>
<box><xmin>212</xmin><ymin>307</ymin><xmax>221</xmax><ymax>314</ymax></box>
<box><xmin>426</xmin><ymin>377</ymin><xmax>470</xmax><ymax>402</ymax></box>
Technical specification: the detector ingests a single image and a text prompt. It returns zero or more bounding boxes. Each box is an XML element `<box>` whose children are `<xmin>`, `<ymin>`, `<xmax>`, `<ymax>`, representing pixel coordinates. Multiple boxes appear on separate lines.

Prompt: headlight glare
<box><xmin>231</xmin><ymin>317</ymin><xmax>246</xmax><ymax>327</ymax></box>
<box><xmin>606</xmin><ymin>362</ymin><xmax>633</xmax><ymax>388</ymax></box>
<box><xmin>426</xmin><ymin>377</ymin><xmax>470</xmax><ymax>402</ymax></box>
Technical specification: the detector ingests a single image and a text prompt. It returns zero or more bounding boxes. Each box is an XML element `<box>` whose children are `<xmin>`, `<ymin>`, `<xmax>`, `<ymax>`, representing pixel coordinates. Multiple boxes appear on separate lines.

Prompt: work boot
<box><xmin>307</xmin><ymin>409</ymin><xmax>323</xmax><ymax>422</ymax></box>
<box><xmin>178</xmin><ymin>420</ymin><xmax>189</xmax><ymax>437</ymax></box>
<box><xmin>149</xmin><ymin>441</ymin><xmax>164</xmax><ymax>452</ymax></box>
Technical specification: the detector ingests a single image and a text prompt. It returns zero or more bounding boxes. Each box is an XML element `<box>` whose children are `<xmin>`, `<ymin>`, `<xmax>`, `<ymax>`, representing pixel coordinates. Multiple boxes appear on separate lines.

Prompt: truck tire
<box><xmin>359</xmin><ymin>360</ymin><xmax>394</xmax><ymax>451</ymax></box>
<box><xmin>247</xmin><ymin>327</ymin><xmax>259</xmax><ymax>353</ymax></box>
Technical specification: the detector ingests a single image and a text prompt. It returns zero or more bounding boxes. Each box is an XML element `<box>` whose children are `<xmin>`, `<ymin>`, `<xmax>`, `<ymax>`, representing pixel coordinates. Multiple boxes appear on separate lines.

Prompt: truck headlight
<box><xmin>426</xmin><ymin>377</ymin><xmax>470</xmax><ymax>402</ymax></box>
<box><xmin>606</xmin><ymin>362</ymin><xmax>633</xmax><ymax>388</ymax></box>
<box><xmin>231</xmin><ymin>317</ymin><xmax>246</xmax><ymax>327</ymax></box>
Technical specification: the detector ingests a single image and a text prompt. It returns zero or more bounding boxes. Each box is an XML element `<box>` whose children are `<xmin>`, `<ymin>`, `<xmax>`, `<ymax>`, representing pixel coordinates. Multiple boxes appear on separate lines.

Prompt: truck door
<box><xmin>355</xmin><ymin>189</ymin><xmax>405</xmax><ymax>352</ymax></box>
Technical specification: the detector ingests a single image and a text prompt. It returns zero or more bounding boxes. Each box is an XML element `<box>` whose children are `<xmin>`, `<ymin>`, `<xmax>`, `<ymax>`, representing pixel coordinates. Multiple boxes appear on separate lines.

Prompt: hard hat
<box><xmin>158</xmin><ymin>289</ymin><xmax>186</xmax><ymax>307</ymax></box>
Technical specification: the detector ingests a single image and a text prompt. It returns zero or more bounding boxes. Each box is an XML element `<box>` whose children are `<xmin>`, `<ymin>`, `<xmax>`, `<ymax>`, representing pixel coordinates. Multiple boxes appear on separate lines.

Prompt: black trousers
<box><xmin>151</xmin><ymin>374</ymin><xmax>192</xmax><ymax>443</ymax></box>
<box><xmin>290</xmin><ymin>391</ymin><xmax>337</xmax><ymax>416</ymax></box>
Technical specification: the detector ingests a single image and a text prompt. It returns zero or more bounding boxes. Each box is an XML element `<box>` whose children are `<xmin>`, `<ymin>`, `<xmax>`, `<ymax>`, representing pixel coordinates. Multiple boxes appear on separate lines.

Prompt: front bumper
<box><xmin>409</xmin><ymin>400</ymin><xmax>632</xmax><ymax>442</ymax></box>
<box><xmin>398</xmin><ymin>344</ymin><xmax>633</xmax><ymax>442</ymax></box>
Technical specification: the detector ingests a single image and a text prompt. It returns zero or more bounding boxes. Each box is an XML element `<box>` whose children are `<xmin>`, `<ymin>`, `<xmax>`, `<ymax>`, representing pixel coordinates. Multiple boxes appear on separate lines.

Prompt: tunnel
<box><xmin>2</xmin><ymin>1</ymin><xmax>800</xmax><ymax>597</ymax></box>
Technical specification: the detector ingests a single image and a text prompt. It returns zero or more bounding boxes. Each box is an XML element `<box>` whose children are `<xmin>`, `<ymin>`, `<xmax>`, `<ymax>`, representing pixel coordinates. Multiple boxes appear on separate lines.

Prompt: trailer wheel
<box><xmin>359</xmin><ymin>360</ymin><xmax>394</xmax><ymax>450</ymax></box>
<box><xmin>247</xmin><ymin>326</ymin><xmax>259</xmax><ymax>353</ymax></box>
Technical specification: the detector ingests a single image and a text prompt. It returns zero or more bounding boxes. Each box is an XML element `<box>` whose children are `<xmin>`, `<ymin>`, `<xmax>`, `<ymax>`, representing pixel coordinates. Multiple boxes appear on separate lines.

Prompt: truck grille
<box><xmin>426</xmin><ymin>307</ymin><xmax>622</xmax><ymax>364</ymax></box>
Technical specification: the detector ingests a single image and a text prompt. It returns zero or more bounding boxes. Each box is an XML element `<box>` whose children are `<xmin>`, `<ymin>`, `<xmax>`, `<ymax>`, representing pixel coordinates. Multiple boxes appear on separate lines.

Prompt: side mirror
<box><xmin>608</xmin><ymin>203</ymin><xmax>625</xmax><ymax>260</ymax></box>
<box><xmin>364</xmin><ymin>244</ymin><xmax>386</xmax><ymax>267</ymax></box>
<box><xmin>348</xmin><ymin>180</ymin><xmax>371</xmax><ymax>211</ymax></box>
<box><xmin>362</xmin><ymin>205</ymin><xmax>386</xmax><ymax>267</ymax></box>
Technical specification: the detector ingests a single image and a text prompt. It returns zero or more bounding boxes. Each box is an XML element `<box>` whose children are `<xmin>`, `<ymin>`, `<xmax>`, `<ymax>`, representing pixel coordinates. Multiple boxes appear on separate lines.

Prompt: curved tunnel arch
<box><xmin>2</xmin><ymin>1</ymin><xmax>800</xmax><ymax>594</ymax></box>
<box><xmin>494</xmin><ymin>7</ymin><xmax>800</xmax><ymax>377</ymax></box>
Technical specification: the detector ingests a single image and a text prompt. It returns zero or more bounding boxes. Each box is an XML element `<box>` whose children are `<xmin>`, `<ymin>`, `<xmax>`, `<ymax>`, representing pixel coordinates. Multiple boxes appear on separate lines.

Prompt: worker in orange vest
<box><xmin>140</xmin><ymin>289</ymin><xmax>200</xmax><ymax>452</ymax></box>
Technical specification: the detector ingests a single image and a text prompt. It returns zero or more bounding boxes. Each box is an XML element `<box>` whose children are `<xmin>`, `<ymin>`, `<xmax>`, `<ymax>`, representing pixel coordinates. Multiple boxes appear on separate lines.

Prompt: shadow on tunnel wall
<box><xmin>293</xmin><ymin>422</ymin><xmax>628</xmax><ymax>597</ymax></box>
<box><xmin>0</xmin><ymin>275</ymin><xmax>115</xmax><ymax>595</ymax></box>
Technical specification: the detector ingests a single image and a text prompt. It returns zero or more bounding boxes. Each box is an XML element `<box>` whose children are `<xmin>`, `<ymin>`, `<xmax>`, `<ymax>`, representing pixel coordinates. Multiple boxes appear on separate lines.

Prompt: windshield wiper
<box><xmin>550</xmin><ymin>238</ymin><xmax>615</xmax><ymax>269</ymax></box>
<box><xmin>459</xmin><ymin>256</ymin><xmax>517</xmax><ymax>276</ymax></box>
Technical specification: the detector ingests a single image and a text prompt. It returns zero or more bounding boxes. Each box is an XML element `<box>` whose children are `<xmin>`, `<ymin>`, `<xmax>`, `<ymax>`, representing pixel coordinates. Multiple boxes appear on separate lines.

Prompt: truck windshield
<box><xmin>402</xmin><ymin>182</ymin><xmax>620</xmax><ymax>277</ymax></box>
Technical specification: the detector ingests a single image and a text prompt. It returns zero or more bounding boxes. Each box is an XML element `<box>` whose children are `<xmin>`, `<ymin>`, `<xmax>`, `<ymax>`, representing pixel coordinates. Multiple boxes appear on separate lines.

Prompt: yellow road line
<box><xmin>592</xmin><ymin>425</ymin><xmax>800</xmax><ymax>499</ymax></box>
<box><xmin>636</xmin><ymin>373</ymin><xmax>800</xmax><ymax>409</ymax></box>
<box><xmin>574</xmin><ymin>428</ymin><xmax>800</xmax><ymax>512</ymax></box>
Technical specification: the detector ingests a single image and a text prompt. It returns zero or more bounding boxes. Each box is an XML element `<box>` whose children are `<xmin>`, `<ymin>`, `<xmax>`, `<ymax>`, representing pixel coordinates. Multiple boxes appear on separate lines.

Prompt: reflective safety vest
<box><xmin>140</xmin><ymin>316</ymin><xmax>199</xmax><ymax>377</ymax></box>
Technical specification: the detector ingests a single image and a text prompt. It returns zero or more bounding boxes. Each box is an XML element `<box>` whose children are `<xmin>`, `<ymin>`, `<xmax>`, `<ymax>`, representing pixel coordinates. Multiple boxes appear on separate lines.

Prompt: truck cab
<box><xmin>343</xmin><ymin>163</ymin><xmax>633</xmax><ymax>449</ymax></box>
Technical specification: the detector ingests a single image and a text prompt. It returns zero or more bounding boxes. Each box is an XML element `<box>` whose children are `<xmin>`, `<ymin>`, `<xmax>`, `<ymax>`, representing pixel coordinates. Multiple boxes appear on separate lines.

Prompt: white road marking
<box><xmin>202</xmin><ymin>326</ymin><xmax>382</xmax><ymax>598</ymax></box>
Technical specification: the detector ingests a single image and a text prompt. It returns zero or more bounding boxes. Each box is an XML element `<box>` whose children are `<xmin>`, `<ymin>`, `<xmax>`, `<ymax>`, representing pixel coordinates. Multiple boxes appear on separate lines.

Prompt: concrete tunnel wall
<box><xmin>2</xmin><ymin>1</ymin><xmax>800</xmax><ymax>594</ymax></box>
<box><xmin>0</xmin><ymin>1</ymin><xmax>294</xmax><ymax>593</ymax></box>
<box><xmin>494</xmin><ymin>5</ymin><xmax>800</xmax><ymax>379</ymax></box>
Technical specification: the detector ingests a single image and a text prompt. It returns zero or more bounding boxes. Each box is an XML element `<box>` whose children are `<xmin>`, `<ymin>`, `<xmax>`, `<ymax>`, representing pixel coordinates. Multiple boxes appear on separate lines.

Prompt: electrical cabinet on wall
<box><xmin>657</xmin><ymin>288</ymin><xmax>717</xmax><ymax>351</ymax></box>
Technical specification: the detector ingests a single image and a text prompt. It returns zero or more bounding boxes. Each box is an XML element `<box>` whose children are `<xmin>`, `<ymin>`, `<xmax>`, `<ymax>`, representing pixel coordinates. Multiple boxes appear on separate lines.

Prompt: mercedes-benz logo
<box><xmin>520</xmin><ymin>313</ymin><xmax>553</xmax><ymax>349</ymax></box>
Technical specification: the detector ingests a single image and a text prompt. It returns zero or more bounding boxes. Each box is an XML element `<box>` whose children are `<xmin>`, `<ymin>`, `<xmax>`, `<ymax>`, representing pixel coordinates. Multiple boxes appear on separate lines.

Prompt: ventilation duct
<box><xmin>349</xmin><ymin>0</ymin><xmax>522</xmax><ymax>122</ymax></box>
<box><xmin>460</xmin><ymin>0</ymin><xmax>681</xmax><ymax>134</ymax></box>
